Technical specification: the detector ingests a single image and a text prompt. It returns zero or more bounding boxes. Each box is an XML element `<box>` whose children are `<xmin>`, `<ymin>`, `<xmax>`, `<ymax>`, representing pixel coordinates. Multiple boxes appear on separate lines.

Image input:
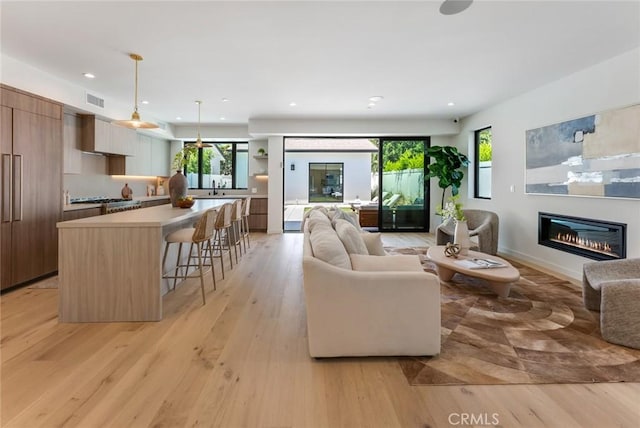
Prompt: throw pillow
<box><xmin>307</xmin><ymin>215</ymin><xmax>331</xmax><ymax>232</ymax></box>
<box><xmin>309</xmin><ymin>225</ymin><xmax>352</xmax><ymax>270</ymax></box>
<box><xmin>334</xmin><ymin>219</ymin><xmax>368</xmax><ymax>255</ymax></box>
<box><xmin>361</xmin><ymin>232</ymin><xmax>386</xmax><ymax>256</ymax></box>
<box><xmin>350</xmin><ymin>254</ymin><xmax>424</xmax><ymax>272</ymax></box>
<box><xmin>332</xmin><ymin>209</ymin><xmax>360</xmax><ymax>229</ymax></box>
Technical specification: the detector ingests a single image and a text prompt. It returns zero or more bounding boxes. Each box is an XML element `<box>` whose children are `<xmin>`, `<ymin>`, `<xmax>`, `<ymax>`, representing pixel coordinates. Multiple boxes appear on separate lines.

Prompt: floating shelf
<box><xmin>253</xmin><ymin>155</ymin><xmax>268</xmax><ymax>159</ymax></box>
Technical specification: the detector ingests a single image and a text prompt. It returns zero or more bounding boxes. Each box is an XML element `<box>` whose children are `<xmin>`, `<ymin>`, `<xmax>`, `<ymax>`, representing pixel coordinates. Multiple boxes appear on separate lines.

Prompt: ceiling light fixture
<box><xmin>83</xmin><ymin>72</ymin><xmax>95</xmax><ymax>79</ymax></box>
<box><xmin>194</xmin><ymin>100</ymin><xmax>212</xmax><ymax>148</ymax></box>
<box><xmin>112</xmin><ymin>53</ymin><xmax>158</xmax><ymax>129</ymax></box>
<box><xmin>222</xmin><ymin>98</ymin><xmax>229</xmax><ymax>102</ymax></box>
<box><xmin>447</xmin><ymin>102</ymin><xmax>455</xmax><ymax>106</ymax></box>
<box><xmin>440</xmin><ymin>0</ymin><xmax>473</xmax><ymax>16</ymax></box>
<box><xmin>289</xmin><ymin>102</ymin><xmax>297</xmax><ymax>107</ymax></box>
<box><xmin>219</xmin><ymin>117</ymin><xmax>226</xmax><ymax>121</ymax></box>
<box><xmin>141</xmin><ymin>100</ymin><xmax>149</xmax><ymax>105</ymax></box>
<box><xmin>369</xmin><ymin>96</ymin><xmax>384</xmax><ymax>102</ymax></box>
<box><xmin>176</xmin><ymin>116</ymin><xmax>182</xmax><ymax>121</ymax></box>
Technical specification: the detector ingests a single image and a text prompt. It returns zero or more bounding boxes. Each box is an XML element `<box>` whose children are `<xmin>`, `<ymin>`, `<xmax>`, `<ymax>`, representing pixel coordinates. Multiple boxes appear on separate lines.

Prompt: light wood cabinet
<box><xmin>248</xmin><ymin>197</ymin><xmax>267</xmax><ymax>231</ymax></box>
<box><xmin>81</xmin><ymin>115</ymin><xmax>135</xmax><ymax>156</ymax></box>
<box><xmin>63</xmin><ymin>113</ymin><xmax>82</xmax><ymax>174</ymax></box>
<box><xmin>108</xmin><ymin>136</ymin><xmax>170</xmax><ymax>176</ymax></box>
<box><xmin>1</xmin><ymin>85</ymin><xmax>62</xmax><ymax>290</ymax></box>
<box><xmin>62</xmin><ymin>207</ymin><xmax>102</xmax><ymax>221</ymax></box>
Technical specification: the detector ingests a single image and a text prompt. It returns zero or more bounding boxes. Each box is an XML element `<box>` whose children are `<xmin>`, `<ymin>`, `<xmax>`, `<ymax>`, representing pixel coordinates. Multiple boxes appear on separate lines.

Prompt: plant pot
<box><xmin>169</xmin><ymin>171</ymin><xmax>188</xmax><ymax>207</ymax></box>
<box><xmin>454</xmin><ymin>220</ymin><xmax>471</xmax><ymax>255</ymax></box>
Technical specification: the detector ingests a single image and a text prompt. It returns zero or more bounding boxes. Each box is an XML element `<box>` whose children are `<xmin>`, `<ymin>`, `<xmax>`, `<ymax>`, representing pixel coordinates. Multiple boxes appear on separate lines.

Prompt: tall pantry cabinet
<box><xmin>1</xmin><ymin>85</ymin><xmax>62</xmax><ymax>290</ymax></box>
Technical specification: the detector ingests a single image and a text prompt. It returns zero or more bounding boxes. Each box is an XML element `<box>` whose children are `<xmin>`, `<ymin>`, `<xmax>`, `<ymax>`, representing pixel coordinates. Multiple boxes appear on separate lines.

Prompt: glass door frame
<box><xmin>377</xmin><ymin>136</ymin><xmax>430</xmax><ymax>232</ymax></box>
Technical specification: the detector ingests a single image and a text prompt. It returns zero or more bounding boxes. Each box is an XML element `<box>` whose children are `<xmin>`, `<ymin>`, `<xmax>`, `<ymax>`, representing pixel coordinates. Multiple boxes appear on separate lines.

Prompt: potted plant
<box><xmin>425</xmin><ymin>145</ymin><xmax>470</xmax><ymax>208</ymax></box>
<box><xmin>169</xmin><ymin>146</ymin><xmax>197</xmax><ymax>207</ymax></box>
<box><xmin>257</xmin><ymin>147</ymin><xmax>267</xmax><ymax>156</ymax></box>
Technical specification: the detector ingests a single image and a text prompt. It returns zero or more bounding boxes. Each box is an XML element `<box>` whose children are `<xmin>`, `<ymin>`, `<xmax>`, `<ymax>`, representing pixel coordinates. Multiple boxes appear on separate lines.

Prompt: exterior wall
<box><xmin>284</xmin><ymin>152</ymin><xmax>373</xmax><ymax>204</ymax></box>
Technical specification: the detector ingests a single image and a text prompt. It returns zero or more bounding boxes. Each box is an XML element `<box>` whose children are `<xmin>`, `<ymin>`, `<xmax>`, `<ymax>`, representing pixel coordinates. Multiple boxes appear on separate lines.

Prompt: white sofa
<box><xmin>302</xmin><ymin>207</ymin><xmax>441</xmax><ymax>357</ymax></box>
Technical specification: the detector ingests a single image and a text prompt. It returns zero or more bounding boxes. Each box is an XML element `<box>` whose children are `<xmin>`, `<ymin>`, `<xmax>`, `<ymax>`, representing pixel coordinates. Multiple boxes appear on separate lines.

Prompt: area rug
<box><xmin>387</xmin><ymin>247</ymin><xmax>640</xmax><ymax>385</ymax></box>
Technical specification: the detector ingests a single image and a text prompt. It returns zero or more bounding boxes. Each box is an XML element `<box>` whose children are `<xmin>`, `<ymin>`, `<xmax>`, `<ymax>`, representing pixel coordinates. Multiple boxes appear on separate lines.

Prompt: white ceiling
<box><xmin>2</xmin><ymin>1</ymin><xmax>639</xmax><ymax>126</ymax></box>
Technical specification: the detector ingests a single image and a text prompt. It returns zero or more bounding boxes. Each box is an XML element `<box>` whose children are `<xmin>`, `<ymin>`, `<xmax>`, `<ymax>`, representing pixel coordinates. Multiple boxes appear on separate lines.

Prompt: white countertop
<box><xmin>58</xmin><ymin>199</ymin><xmax>236</xmax><ymax>228</ymax></box>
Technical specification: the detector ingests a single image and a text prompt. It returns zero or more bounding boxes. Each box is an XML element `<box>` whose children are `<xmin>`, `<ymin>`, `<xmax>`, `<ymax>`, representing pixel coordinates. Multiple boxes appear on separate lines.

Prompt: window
<box><xmin>474</xmin><ymin>127</ymin><xmax>492</xmax><ymax>199</ymax></box>
<box><xmin>185</xmin><ymin>142</ymin><xmax>248</xmax><ymax>190</ymax></box>
<box><xmin>308</xmin><ymin>163</ymin><xmax>344</xmax><ymax>202</ymax></box>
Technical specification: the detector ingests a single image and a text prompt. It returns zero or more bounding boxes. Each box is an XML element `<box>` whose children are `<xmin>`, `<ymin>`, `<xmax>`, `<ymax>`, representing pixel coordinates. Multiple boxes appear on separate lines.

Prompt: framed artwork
<box><xmin>525</xmin><ymin>104</ymin><xmax>640</xmax><ymax>199</ymax></box>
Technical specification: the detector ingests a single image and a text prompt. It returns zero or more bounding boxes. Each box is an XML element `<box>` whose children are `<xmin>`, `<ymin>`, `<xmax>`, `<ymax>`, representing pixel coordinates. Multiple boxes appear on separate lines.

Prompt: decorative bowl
<box><xmin>176</xmin><ymin>198</ymin><xmax>195</xmax><ymax>208</ymax></box>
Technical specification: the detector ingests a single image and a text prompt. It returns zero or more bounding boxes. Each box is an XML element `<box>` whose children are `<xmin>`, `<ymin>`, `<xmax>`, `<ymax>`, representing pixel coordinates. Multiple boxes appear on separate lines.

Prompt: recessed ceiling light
<box><xmin>368</xmin><ymin>102</ymin><xmax>376</xmax><ymax>107</ymax></box>
<box><xmin>219</xmin><ymin>117</ymin><xmax>226</xmax><ymax>121</ymax></box>
<box><xmin>83</xmin><ymin>73</ymin><xmax>95</xmax><ymax>79</ymax></box>
<box><xmin>447</xmin><ymin>102</ymin><xmax>455</xmax><ymax>107</ymax></box>
<box><xmin>289</xmin><ymin>102</ymin><xmax>297</xmax><ymax>107</ymax></box>
<box><xmin>141</xmin><ymin>100</ymin><xmax>149</xmax><ymax>105</ymax></box>
<box><xmin>176</xmin><ymin>116</ymin><xmax>182</xmax><ymax>120</ymax></box>
<box><xmin>222</xmin><ymin>98</ymin><xmax>229</xmax><ymax>102</ymax></box>
<box><xmin>369</xmin><ymin>96</ymin><xmax>384</xmax><ymax>102</ymax></box>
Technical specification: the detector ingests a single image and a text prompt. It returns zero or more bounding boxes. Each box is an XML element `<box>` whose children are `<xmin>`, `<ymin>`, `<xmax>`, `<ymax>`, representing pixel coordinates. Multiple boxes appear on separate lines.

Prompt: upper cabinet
<box><xmin>108</xmin><ymin>135</ymin><xmax>170</xmax><ymax>177</ymax></box>
<box><xmin>63</xmin><ymin>113</ymin><xmax>82</xmax><ymax>174</ymax></box>
<box><xmin>81</xmin><ymin>115</ymin><xmax>135</xmax><ymax>156</ymax></box>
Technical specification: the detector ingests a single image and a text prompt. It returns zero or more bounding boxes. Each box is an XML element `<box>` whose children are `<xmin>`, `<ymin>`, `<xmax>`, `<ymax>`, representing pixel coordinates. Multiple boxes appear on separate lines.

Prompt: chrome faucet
<box><xmin>212</xmin><ymin>179</ymin><xmax>218</xmax><ymax>195</ymax></box>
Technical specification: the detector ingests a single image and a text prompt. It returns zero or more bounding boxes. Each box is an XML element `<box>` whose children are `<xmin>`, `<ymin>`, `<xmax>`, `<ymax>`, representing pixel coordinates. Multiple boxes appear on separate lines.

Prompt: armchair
<box><xmin>436</xmin><ymin>209</ymin><xmax>499</xmax><ymax>255</ymax></box>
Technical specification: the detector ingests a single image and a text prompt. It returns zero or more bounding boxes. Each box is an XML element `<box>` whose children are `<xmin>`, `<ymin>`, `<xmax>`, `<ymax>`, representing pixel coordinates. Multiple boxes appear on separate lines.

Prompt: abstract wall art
<box><xmin>525</xmin><ymin>104</ymin><xmax>640</xmax><ymax>199</ymax></box>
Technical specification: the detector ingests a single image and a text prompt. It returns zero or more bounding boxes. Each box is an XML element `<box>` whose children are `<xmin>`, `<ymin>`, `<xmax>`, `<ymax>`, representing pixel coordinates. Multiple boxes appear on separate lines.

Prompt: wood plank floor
<box><xmin>1</xmin><ymin>233</ymin><xmax>639</xmax><ymax>427</ymax></box>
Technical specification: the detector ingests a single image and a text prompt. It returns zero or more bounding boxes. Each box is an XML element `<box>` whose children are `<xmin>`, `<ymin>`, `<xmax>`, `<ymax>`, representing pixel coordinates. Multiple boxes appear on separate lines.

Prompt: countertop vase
<box><xmin>169</xmin><ymin>171</ymin><xmax>188</xmax><ymax>207</ymax></box>
<box><xmin>454</xmin><ymin>219</ymin><xmax>471</xmax><ymax>255</ymax></box>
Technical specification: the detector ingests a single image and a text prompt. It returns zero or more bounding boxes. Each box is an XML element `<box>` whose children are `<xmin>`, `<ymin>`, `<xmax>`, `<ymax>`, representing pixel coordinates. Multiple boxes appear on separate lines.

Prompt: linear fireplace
<box><xmin>538</xmin><ymin>212</ymin><xmax>626</xmax><ymax>261</ymax></box>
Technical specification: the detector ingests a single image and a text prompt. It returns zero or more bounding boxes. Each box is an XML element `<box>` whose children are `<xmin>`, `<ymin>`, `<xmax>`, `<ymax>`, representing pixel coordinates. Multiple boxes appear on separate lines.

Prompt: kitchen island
<box><xmin>57</xmin><ymin>199</ymin><xmax>235</xmax><ymax>322</ymax></box>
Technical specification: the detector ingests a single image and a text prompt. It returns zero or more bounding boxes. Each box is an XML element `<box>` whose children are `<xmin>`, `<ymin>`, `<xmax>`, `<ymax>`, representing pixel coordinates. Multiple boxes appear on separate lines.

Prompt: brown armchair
<box><xmin>436</xmin><ymin>209</ymin><xmax>499</xmax><ymax>255</ymax></box>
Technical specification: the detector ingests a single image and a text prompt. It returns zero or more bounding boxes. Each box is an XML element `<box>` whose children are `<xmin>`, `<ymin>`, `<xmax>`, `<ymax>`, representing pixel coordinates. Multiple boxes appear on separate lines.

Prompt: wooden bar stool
<box><xmin>162</xmin><ymin>208</ymin><xmax>218</xmax><ymax>304</ymax></box>
<box><xmin>231</xmin><ymin>199</ymin><xmax>244</xmax><ymax>258</ymax></box>
<box><xmin>213</xmin><ymin>203</ymin><xmax>235</xmax><ymax>273</ymax></box>
<box><xmin>240</xmin><ymin>197</ymin><xmax>251</xmax><ymax>251</ymax></box>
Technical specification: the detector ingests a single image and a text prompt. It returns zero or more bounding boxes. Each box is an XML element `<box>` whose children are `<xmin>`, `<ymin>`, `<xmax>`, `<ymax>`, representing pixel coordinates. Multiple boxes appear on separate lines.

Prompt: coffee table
<box><xmin>426</xmin><ymin>246</ymin><xmax>520</xmax><ymax>297</ymax></box>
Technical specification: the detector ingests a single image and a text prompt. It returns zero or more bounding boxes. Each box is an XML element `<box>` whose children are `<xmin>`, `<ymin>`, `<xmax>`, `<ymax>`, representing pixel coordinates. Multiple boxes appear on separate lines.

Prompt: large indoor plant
<box><xmin>425</xmin><ymin>145</ymin><xmax>470</xmax><ymax>208</ymax></box>
<box><xmin>169</xmin><ymin>146</ymin><xmax>197</xmax><ymax>207</ymax></box>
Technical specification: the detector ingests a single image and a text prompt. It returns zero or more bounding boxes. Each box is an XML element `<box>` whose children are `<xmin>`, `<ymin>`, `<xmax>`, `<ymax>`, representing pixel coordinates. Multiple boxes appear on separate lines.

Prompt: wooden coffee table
<box><xmin>427</xmin><ymin>246</ymin><xmax>520</xmax><ymax>297</ymax></box>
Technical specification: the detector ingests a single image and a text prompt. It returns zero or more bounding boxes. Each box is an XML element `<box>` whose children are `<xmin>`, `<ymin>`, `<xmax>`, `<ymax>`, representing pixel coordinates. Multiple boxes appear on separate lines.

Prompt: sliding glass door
<box><xmin>308</xmin><ymin>163</ymin><xmax>344</xmax><ymax>203</ymax></box>
<box><xmin>378</xmin><ymin>137</ymin><xmax>429</xmax><ymax>231</ymax></box>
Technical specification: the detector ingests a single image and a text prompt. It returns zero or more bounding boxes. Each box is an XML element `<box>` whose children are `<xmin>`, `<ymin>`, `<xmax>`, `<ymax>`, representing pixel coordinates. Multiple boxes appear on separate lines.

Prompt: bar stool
<box><xmin>162</xmin><ymin>208</ymin><xmax>218</xmax><ymax>304</ymax></box>
<box><xmin>240</xmin><ymin>197</ymin><xmax>251</xmax><ymax>250</ymax></box>
<box><xmin>213</xmin><ymin>202</ymin><xmax>235</xmax><ymax>273</ymax></box>
<box><xmin>231</xmin><ymin>199</ymin><xmax>244</xmax><ymax>258</ymax></box>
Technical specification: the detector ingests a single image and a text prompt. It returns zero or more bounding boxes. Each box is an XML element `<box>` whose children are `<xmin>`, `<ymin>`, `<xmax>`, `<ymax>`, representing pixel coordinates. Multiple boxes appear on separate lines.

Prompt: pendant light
<box><xmin>112</xmin><ymin>53</ymin><xmax>158</xmax><ymax>129</ymax></box>
<box><xmin>195</xmin><ymin>100</ymin><xmax>212</xmax><ymax>148</ymax></box>
<box><xmin>439</xmin><ymin>0</ymin><xmax>473</xmax><ymax>15</ymax></box>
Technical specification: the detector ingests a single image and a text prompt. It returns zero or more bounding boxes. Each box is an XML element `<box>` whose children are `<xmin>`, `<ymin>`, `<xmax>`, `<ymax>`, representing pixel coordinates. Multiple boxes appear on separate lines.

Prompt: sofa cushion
<box><xmin>361</xmin><ymin>232</ymin><xmax>386</xmax><ymax>256</ymax></box>
<box><xmin>350</xmin><ymin>254</ymin><xmax>424</xmax><ymax>272</ymax></box>
<box><xmin>334</xmin><ymin>219</ymin><xmax>369</xmax><ymax>255</ymax></box>
<box><xmin>309</xmin><ymin>224</ymin><xmax>352</xmax><ymax>270</ymax></box>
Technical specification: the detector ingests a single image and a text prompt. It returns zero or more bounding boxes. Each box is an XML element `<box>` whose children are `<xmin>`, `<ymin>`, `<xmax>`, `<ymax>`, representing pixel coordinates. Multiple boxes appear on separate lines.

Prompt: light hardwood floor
<box><xmin>1</xmin><ymin>233</ymin><xmax>638</xmax><ymax>427</ymax></box>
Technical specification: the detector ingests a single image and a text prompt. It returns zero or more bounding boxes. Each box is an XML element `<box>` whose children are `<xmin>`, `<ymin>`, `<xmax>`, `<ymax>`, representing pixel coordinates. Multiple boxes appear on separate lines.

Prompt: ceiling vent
<box><xmin>85</xmin><ymin>92</ymin><xmax>104</xmax><ymax>108</ymax></box>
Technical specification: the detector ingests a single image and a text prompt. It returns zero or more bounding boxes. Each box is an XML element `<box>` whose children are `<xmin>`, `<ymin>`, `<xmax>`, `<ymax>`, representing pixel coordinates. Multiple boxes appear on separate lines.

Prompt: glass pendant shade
<box><xmin>195</xmin><ymin>100</ymin><xmax>212</xmax><ymax>148</ymax></box>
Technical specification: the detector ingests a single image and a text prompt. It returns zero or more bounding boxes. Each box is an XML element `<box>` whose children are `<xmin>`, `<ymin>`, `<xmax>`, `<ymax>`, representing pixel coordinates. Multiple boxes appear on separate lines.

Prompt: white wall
<box><xmin>284</xmin><ymin>152</ymin><xmax>373</xmax><ymax>204</ymax></box>
<box><xmin>455</xmin><ymin>48</ymin><xmax>640</xmax><ymax>280</ymax></box>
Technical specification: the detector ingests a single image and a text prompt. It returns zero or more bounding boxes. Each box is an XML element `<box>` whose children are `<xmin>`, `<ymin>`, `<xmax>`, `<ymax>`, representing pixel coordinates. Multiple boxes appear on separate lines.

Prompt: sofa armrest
<box><xmin>302</xmin><ymin>256</ymin><xmax>441</xmax><ymax>357</ymax></box>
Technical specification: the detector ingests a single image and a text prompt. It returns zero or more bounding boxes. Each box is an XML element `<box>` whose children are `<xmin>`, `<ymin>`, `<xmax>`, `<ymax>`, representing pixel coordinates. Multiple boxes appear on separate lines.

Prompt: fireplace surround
<box><xmin>538</xmin><ymin>212</ymin><xmax>626</xmax><ymax>261</ymax></box>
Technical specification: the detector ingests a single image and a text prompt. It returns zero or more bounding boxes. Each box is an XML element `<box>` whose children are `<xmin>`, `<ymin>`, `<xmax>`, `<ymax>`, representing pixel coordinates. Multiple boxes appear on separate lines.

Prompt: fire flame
<box><xmin>555</xmin><ymin>233</ymin><xmax>613</xmax><ymax>254</ymax></box>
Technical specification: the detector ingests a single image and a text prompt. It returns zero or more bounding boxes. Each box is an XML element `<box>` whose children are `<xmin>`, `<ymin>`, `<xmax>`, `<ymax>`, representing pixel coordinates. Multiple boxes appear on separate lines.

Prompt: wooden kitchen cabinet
<box><xmin>108</xmin><ymin>136</ymin><xmax>170</xmax><ymax>176</ymax></box>
<box><xmin>62</xmin><ymin>207</ymin><xmax>102</xmax><ymax>221</ymax></box>
<box><xmin>81</xmin><ymin>115</ymin><xmax>135</xmax><ymax>156</ymax></box>
<box><xmin>248</xmin><ymin>197</ymin><xmax>267</xmax><ymax>231</ymax></box>
<box><xmin>1</xmin><ymin>85</ymin><xmax>62</xmax><ymax>290</ymax></box>
<box><xmin>63</xmin><ymin>113</ymin><xmax>82</xmax><ymax>174</ymax></box>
